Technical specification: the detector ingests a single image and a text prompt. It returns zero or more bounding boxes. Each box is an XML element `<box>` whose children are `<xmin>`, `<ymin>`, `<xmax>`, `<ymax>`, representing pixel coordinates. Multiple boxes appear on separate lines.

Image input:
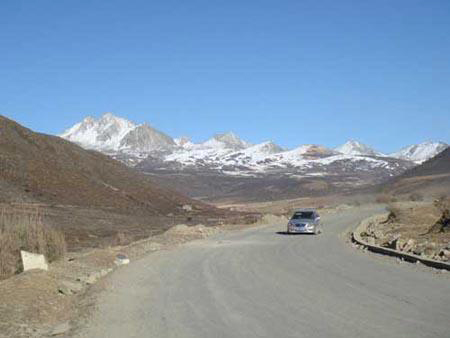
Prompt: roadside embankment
<box><xmin>352</xmin><ymin>203</ymin><xmax>450</xmax><ymax>271</ymax></box>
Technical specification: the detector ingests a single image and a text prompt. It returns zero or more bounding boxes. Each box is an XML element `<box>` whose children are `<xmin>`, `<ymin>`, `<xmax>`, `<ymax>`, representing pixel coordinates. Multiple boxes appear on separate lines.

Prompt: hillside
<box><xmin>399</xmin><ymin>147</ymin><xmax>450</xmax><ymax>177</ymax></box>
<box><xmin>383</xmin><ymin>146</ymin><xmax>450</xmax><ymax>197</ymax></box>
<box><xmin>0</xmin><ymin>116</ymin><xmax>232</xmax><ymax>249</ymax></box>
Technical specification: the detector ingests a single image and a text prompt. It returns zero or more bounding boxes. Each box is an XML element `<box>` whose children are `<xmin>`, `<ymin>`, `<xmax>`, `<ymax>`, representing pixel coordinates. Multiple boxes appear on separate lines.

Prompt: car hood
<box><xmin>290</xmin><ymin>219</ymin><xmax>313</xmax><ymax>224</ymax></box>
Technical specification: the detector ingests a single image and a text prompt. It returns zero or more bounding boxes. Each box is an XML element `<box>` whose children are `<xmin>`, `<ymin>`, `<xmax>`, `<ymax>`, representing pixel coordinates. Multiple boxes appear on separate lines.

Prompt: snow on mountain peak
<box><xmin>201</xmin><ymin>132</ymin><xmax>251</xmax><ymax>150</ymax></box>
<box><xmin>251</xmin><ymin>141</ymin><xmax>284</xmax><ymax>154</ymax></box>
<box><xmin>119</xmin><ymin>123</ymin><xmax>175</xmax><ymax>152</ymax></box>
<box><xmin>102</xmin><ymin>112</ymin><xmax>115</xmax><ymax>119</ymax></box>
<box><xmin>60</xmin><ymin>113</ymin><xmax>446</xmax><ymax>179</ymax></box>
<box><xmin>174</xmin><ymin>137</ymin><xmax>194</xmax><ymax>148</ymax></box>
<box><xmin>60</xmin><ymin>113</ymin><xmax>175</xmax><ymax>153</ymax></box>
<box><xmin>390</xmin><ymin>141</ymin><xmax>448</xmax><ymax>163</ymax></box>
<box><xmin>235</xmin><ymin>141</ymin><xmax>283</xmax><ymax>157</ymax></box>
<box><xmin>60</xmin><ymin>113</ymin><xmax>136</xmax><ymax>151</ymax></box>
<box><xmin>335</xmin><ymin>140</ymin><xmax>382</xmax><ymax>156</ymax></box>
<box><xmin>270</xmin><ymin>144</ymin><xmax>336</xmax><ymax>163</ymax></box>
<box><xmin>82</xmin><ymin>116</ymin><xmax>95</xmax><ymax>124</ymax></box>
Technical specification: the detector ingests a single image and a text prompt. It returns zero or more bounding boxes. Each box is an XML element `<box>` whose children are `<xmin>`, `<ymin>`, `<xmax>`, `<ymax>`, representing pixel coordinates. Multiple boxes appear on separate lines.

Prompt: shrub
<box><xmin>0</xmin><ymin>206</ymin><xmax>66</xmax><ymax>280</ymax></box>
<box><xmin>383</xmin><ymin>204</ymin><xmax>401</xmax><ymax>224</ymax></box>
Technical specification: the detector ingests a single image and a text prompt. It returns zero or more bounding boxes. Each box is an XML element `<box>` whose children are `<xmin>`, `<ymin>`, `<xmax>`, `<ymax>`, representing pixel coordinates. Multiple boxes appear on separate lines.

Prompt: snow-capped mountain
<box><xmin>335</xmin><ymin>140</ymin><xmax>383</xmax><ymax>157</ymax></box>
<box><xmin>61</xmin><ymin>113</ymin><xmax>445</xmax><ymax>183</ymax></box>
<box><xmin>239</xmin><ymin>141</ymin><xmax>284</xmax><ymax>156</ymax></box>
<box><xmin>200</xmin><ymin>132</ymin><xmax>252</xmax><ymax>150</ymax></box>
<box><xmin>390</xmin><ymin>141</ymin><xmax>448</xmax><ymax>163</ymax></box>
<box><xmin>148</xmin><ymin>140</ymin><xmax>410</xmax><ymax>181</ymax></box>
<box><xmin>174</xmin><ymin>137</ymin><xmax>194</xmax><ymax>148</ymax></box>
<box><xmin>119</xmin><ymin>124</ymin><xmax>175</xmax><ymax>152</ymax></box>
<box><xmin>61</xmin><ymin>113</ymin><xmax>136</xmax><ymax>151</ymax></box>
<box><xmin>175</xmin><ymin>141</ymin><xmax>284</xmax><ymax>171</ymax></box>
<box><xmin>59</xmin><ymin>113</ymin><xmax>447</xmax><ymax>201</ymax></box>
<box><xmin>60</xmin><ymin>113</ymin><xmax>175</xmax><ymax>153</ymax></box>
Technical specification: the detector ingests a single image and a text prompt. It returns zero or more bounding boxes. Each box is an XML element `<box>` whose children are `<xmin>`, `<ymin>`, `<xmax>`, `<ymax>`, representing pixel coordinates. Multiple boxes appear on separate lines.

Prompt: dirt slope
<box><xmin>0</xmin><ymin>115</ymin><xmax>212</xmax><ymax>212</ymax></box>
<box><xmin>0</xmin><ymin>116</ymin><xmax>235</xmax><ymax>249</ymax></box>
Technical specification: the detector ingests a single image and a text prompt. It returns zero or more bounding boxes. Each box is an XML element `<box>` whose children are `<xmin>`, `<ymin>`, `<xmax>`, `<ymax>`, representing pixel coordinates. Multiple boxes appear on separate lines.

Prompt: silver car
<box><xmin>287</xmin><ymin>209</ymin><xmax>322</xmax><ymax>234</ymax></box>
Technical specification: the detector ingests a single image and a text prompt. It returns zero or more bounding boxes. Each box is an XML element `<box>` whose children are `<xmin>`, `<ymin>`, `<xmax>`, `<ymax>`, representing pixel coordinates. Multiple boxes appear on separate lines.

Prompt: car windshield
<box><xmin>292</xmin><ymin>211</ymin><xmax>315</xmax><ymax>220</ymax></box>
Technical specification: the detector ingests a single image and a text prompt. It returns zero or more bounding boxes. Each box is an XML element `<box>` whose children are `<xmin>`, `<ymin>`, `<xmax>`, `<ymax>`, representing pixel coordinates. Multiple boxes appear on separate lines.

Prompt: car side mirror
<box><xmin>316</xmin><ymin>217</ymin><xmax>321</xmax><ymax>221</ymax></box>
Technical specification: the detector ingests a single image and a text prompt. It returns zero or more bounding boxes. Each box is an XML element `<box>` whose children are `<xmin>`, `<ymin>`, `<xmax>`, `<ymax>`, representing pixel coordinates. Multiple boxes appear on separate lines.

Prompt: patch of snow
<box><xmin>335</xmin><ymin>140</ymin><xmax>384</xmax><ymax>157</ymax></box>
<box><xmin>61</xmin><ymin>113</ymin><xmax>137</xmax><ymax>151</ymax></box>
<box><xmin>174</xmin><ymin>137</ymin><xmax>195</xmax><ymax>149</ymax></box>
<box><xmin>200</xmin><ymin>132</ymin><xmax>252</xmax><ymax>150</ymax></box>
<box><xmin>390</xmin><ymin>141</ymin><xmax>448</xmax><ymax>163</ymax></box>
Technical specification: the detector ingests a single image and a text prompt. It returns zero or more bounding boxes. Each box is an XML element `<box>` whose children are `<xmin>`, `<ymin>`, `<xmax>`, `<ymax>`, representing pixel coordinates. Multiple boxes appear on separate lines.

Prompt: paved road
<box><xmin>75</xmin><ymin>206</ymin><xmax>450</xmax><ymax>338</ymax></box>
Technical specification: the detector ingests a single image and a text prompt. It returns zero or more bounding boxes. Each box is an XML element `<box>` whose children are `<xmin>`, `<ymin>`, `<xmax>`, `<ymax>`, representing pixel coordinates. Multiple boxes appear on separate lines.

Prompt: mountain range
<box><xmin>61</xmin><ymin>113</ymin><xmax>447</xmax><ymax>166</ymax></box>
<box><xmin>59</xmin><ymin>113</ymin><xmax>448</xmax><ymax>201</ymax></box>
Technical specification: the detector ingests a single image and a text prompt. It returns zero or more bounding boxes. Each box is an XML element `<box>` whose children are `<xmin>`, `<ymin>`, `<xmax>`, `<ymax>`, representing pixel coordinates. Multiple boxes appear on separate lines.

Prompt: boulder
<box><xmin>422</xmin><ymin>247</ymin><xmax>437</xmax><ymax>259</ymax></box>
<box><xmin>20</xmin><ymin>250</ymin><xmax>48</xmax><ymax>272</ymax></box>
<box><xmin>85</xmin><ymin>274</ymin><xmax>98</xmax><ymax>285</ymax></box>
<box><xmin>383</xmin><ymin>235</ymin><xmax>401</xmax><ymax>250</ymax></box>
<box><xmin>115</xmin><ymin>254</ymin><xmax>130</xmax><ymax>266</ymax></box>
<box><xmin>182</xmin><ymin>204</ymin><xmax>193</xmax><ymax>212</ymax></box>
<box><xmin>77</xmin><ymin>273</ymin><xmax>99</xmax><ymax>285</ymax></box>
<box><xmin>402</xmin><ymin>239</ymin><xmax>416</xmax><ymax>253</ymax></box>
<box><xmin>396</xmin><ymin>239</ymin><xmax>406</xmax><ymax>251</ymax></box>
<box><xmin>413</xmin><ymin>245</ymin><xmax>426</xmax><ymax>256</ymax></box>
<box><xmin>373</xmin><ymin>230</ymin><xmax>384</xmax><ymax>240</ymax></box>
<box><xmin>77</xmin><ymin>269</ymin><xmax>112</xmax><ymax>285</ymax></box>
<box><xmin>58</xmin><ymin>281</ymin><xmax>83</xmax><ymax>295</ymax></box>
<box><xmin>439</xmin><ymin>249</ymin><xmax>450</xmax><ymax>261</ymax></box>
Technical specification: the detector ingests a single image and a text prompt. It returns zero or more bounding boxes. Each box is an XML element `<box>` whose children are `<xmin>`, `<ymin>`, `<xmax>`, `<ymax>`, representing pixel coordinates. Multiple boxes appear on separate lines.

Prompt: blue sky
<box><xmin>1</xmin><ymin>0</ymin><xmax>449</xmax><ymax>152</ymax></box>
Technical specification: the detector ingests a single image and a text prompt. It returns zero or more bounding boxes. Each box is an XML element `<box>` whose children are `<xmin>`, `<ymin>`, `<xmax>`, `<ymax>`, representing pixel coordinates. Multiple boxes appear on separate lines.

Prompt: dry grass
<box><xmin>0</xmin><ymin>206</ymin><xmax>66</xmax><ymax>280</ymax></box>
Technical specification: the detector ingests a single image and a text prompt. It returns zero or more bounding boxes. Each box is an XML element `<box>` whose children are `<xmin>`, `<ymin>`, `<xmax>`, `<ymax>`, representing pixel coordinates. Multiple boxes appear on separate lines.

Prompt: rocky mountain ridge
<box><xmin>58</xmin><ymin>113</ymin><xmax>449</xmax><ymax>202</ymax></box>
<box><xmin>60</xmin><ymin>113</ymin><xmax>447</xmax><ymax>176</ymax></box>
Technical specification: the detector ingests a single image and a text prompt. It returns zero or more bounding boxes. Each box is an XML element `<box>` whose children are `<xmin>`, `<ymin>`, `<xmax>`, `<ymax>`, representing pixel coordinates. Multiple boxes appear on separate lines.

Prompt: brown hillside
<box><xmin>400</xmin><ymin>147</ymin><xmax>450</xmax><ymax>177</ymax></box>
<box><xmin>0</xmin><ymin>115</ymin><xmax>209</xmax><ymax>213</ymax></box>
<box><xmin>383</xmin><ymin>147</ymin><xmax>450</xmax><ymax>197</ymax></box>
<box><xmin>0</xmin><ymin>116</ymin><xmax>235</xmax><ymax>249</ymax></box>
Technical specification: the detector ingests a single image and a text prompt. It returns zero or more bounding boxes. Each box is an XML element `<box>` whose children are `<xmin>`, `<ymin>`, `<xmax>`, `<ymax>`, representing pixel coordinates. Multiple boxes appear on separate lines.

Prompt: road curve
<box><xmin>75</xmin><ymin>206</ymin><xmax>450</xmax><ymax>338</ymax></box>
